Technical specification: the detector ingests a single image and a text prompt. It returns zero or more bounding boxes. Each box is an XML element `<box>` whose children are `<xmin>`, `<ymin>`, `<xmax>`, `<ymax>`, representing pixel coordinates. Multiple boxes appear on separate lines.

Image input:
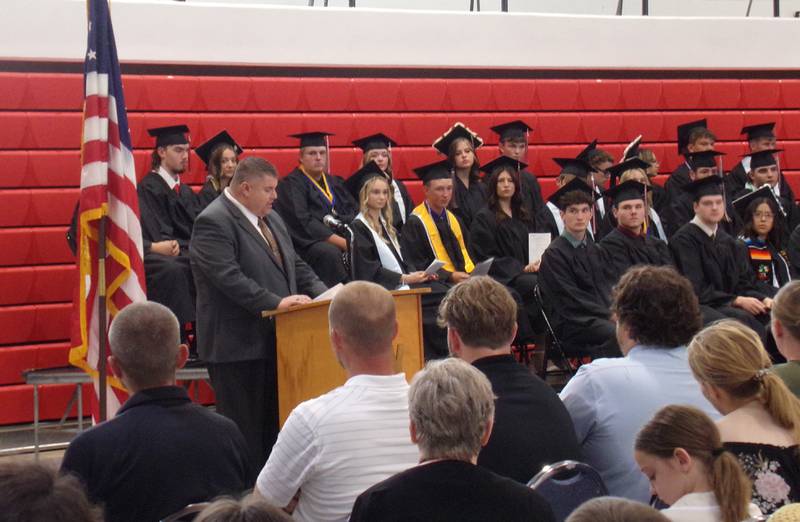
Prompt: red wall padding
<box><xmin>2</xmin><ymin>71</ymin><xmax>799</xmax><ymax>424</ymax></box>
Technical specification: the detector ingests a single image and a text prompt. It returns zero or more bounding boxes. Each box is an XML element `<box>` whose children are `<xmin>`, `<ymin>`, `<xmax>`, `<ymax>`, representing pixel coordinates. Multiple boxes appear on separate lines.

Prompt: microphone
<box><xmin>323</xmin><ymin>214</ymin><xmax>349</xmax><ymax>234</ymax></box>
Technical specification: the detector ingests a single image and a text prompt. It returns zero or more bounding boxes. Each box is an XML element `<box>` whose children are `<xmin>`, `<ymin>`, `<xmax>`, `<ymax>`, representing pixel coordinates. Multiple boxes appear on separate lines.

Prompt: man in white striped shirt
<box><xmin>254</xmin><ymin>281</ymin><xmax>418</xmax><ymax>522</ymax></box>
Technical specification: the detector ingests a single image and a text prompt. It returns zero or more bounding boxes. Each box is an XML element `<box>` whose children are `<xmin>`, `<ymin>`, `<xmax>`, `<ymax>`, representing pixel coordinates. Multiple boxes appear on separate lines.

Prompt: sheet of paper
<box><xmin>312</xmin><ymin>283</ymin><xmax>343</xmax><ymax>302</ymax></box>
<box><xmin>528</xmin><ymin>233</ymin><xmax>552</xmax><ymax>264</ymax></box>
<box><xmin>471</xmin><ymin>257</ymin><xmax>493</xmax><ymax>277</ymax></box>
<box><xmin>424</xmin><ymin>259</ymin><xmax>445</xmax><ymax>276</ymax></box>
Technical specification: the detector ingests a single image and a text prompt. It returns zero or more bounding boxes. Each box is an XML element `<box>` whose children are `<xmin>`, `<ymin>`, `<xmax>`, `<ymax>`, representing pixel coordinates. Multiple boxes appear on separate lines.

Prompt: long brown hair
<box><xmin>207</xmin><ymin>143</ymin><xmax>239</xmax><ymax>192</ymax></box>
<box><xmin>773</xmin><ymin>281</ymin><xmax>800</xmax><ymax>340</ymax></box>
<box><xmin>358</xmin><ymin>176</ymin><xmax>397</xmax><ymax>242</ymax></box>
<box><xmin>636</xmin><ymin>405</ymin><xmax>752</xmax><ymax>522</ymax></box>
<box><xmin>485</xmin><ymin>166</ymin><xmax>531</xmax><ymax>224</ymax></box>
<box><xmin>688</xmin><ymin>319</ymin><xmax>800</xmax><ymax>442</ymax></box>
<box><xmin>447</xmin><ymin>137</ymin><xmax>481</xmax><ymax>183</ymax></box>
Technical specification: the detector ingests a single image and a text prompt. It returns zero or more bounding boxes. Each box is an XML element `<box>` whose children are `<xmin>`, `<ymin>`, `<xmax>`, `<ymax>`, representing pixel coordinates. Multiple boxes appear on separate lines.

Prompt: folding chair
<box><xmin>528</xmin><ymin>460</ymin><xmax>608</xmax><ymax>522</ymax></box>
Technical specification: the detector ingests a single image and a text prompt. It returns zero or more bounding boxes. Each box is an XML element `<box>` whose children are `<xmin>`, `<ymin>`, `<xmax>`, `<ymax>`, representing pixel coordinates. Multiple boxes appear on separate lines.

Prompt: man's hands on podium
<box><xmin>278</xmin><ymin>295</ymin><xmax>313</xmax><ymax>311</ymax></box>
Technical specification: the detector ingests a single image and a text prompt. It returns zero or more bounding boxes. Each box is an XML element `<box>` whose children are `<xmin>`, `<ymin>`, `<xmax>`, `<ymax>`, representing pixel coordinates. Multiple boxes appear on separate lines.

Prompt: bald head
<box><xmin>328</xmin><ymin>281</ymin><xmax>397</xmax><ymax>358</ymax></box>
<box><xmin>108</xmin><ymin>301</ymin><xmax>181</xmax><ymax>389</ymax></box>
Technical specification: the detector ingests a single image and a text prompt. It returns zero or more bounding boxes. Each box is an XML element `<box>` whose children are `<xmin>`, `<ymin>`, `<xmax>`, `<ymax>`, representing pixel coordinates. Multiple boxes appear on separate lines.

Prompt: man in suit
<box><xmin>190</xmin><ymin>156</ymin><xmax>327</xmax><ymax>473</ymax></box>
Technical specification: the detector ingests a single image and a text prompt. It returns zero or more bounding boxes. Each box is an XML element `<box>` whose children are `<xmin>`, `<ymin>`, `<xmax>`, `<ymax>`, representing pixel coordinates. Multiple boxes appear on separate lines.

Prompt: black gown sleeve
<box><xmin>400</xmin><ymin>216</ymin><xmax>453</xmax><ymax>282</ymax></box>
<box><xmin>274</xmin><ymin>174</ymin><xmax>334</xmax><ymax>245</ymax></box>
<box><xmin>670</xmin><ymin>229</ymin><xmax>737</xmax><ymax>307</ymax></box>
<box><xmin>351</xmin><ymin>220</ymin><xmax>404</xmax><ymax>290</ymax></box>
<box><xmin>469</xmin><ymin>210</ymin><xmax>525</xmax><ymax>286</ymax></box>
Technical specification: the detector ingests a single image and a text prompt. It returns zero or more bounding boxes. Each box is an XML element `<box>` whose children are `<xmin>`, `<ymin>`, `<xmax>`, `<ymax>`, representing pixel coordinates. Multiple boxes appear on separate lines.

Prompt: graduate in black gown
<box><xmin>639</xmin><ymin>147</ymin><xmax>672</xmax><ymax>221</ymax></box>
<box><xmin>538</xmin><ymin>179</ymin><xmax>618</xmax><ymax>356</ymax></box>
<box><xmin>351</xmin><ymin>133</ymin><xmax>412</xmax><ymax>232</ymax></box>
<box><xmin>732</xmin><ymin>186</ymin><xmax>792</xmax><ymax>298</ymax></box>
<box><xmin>348</xmin><ymin>164</ymin><xmax>449</xmax><ymax>359</ymax></box>
<box><xmin>400</xmin><ymin>160</ymin><xmax>475</xmax><ymax>285</ymax></box>
<box><xmin>577</xmin><ymin>140</ymin><xmax>613</xmax><ymax>235</ymax></box>
<box><xmin>664</xmin><ymin>119</ymin><xmax>716</xmax><ymax>202</ymax></box>
<box><xmin>469</xmin><ymin>156</ymin><xmax>540</xmax><ymax>340</ymax></box>
<box><xmin>137</xmin><ymin>124</ymin><xmax>197</xmax><ymax>330</ymax></box>
<box><xmin>490</xmin><ymin>120</ymin><xmax>544</xmax><ymax>218</ymax></box>
<box><xmin>273</xmin><ymin>131</ymin><xmax>357</xmax><ymax>287</ymax></box>
<box><xmin>726</xmin><ymin>122</ymin><xmax>795</xmax><ymax>202</ymax></box>
<box><xmin>433</xmin><ymin>122</ymin><xmax>487</xmax><ymax>232</ymax></box>
<box><xmin>194</xmin><ymin>130</ymin><xmax>242</xmax><ymax>212</ymax></box>
<box><xmin>535</xmin><ymin>157</ymin><xmax>598</xmax><ymax>241</ymax></box>
<box><xmin>669</xmin><ymin>175</ymin><xmax>771</xmax><ymax>340</ymax></box>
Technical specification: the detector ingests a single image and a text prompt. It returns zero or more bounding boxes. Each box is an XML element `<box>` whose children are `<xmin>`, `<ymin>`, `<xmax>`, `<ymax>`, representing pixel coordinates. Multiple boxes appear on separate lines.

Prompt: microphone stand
<box><xmin>345</xmin><ymin>225</ymin><xmax>356</xmax><ymax>282</ymax></box>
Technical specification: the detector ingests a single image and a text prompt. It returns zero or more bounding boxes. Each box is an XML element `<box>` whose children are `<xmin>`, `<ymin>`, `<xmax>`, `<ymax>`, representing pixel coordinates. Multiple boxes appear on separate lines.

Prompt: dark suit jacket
<box><xmin>190</xmin><ymin>193</ymin><xmax>327</xmax><ymax>363</ymax></box>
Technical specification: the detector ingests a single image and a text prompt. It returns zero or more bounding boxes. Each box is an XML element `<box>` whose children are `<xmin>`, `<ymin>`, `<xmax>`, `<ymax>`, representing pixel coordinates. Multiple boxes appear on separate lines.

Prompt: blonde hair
<box><xmin>566</xmin><ymin>497</ymin><xmax>669</xmax><ymax>522</ymax></box>
<box><xmin>618</xmin><ymin>169</ymin><xmax>653</xmax><ymax>208</ymax></box>
<box><xmin>358</xmin><ymin>176</ymin><xmax>397</xmax><ymax>242</ymax></box>
<box><xmin>362</xmin><ymin>148</ymin><xmax>393</xmax><ymax>176</ymax></box>
<box><xmin>688</xmin><ymin>319</ymin><xmax>800</xmax><ymax>442</ymax></box>
<box><xmin>773</xmin><ymin>281</ymin><xmax>800</xmax><ymax>340</ymax></box>
<box><xmin>636</xmin><ymin>405</ymin><xmax>752</xmax><ymax>522</ymax></box>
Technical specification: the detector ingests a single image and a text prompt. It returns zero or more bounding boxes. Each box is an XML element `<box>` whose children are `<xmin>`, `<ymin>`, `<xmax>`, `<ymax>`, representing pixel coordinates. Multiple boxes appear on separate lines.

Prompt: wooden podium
<box><xmin>262</xmin><ymin>288</ymin><xmax>428</xmax><ymax>425</ymax></box>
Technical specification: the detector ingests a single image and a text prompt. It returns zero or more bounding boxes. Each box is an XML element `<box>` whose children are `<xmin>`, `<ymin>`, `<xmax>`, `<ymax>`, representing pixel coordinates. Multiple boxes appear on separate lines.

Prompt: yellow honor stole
<box><xmin>413</xmin><ymin>203</ymin><xmax>474</xmax><ymax>273</ymax></box>
<box><xmin>299</xmin><ymin>165</ymin><xmax>334</xmax><ymax>204</ymax></box>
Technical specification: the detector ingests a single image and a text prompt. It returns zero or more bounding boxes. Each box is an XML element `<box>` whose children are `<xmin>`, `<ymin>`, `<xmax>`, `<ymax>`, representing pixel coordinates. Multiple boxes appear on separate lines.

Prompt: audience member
<box><xmin>255</xmin><ymin>281</ymin><xmax>418</xmax><ymax>522</ymax></box>
<box><xmin>566</xmin><ymin>497</ymin><xmax>670</xmax><ymax>522</ymax></box>
<box><xmin>770</xmin><ymin>502</ymin><xmax>800</xmax><ymax>522</ymax></box>
<box><xmin>440</xmin><ymin>276</ymin><xmax>581</xmax><ymax>483</ymax></box>
<box><xmin>689</xmin><ymin>319</ymin><xmax>800</xmax><ymax>514</ymax></box>
<box><xmin>195</xmin><ymin>130</ymin><xmax>242</xmax><ymax>212</ymax></box>
<box><xmin>350</xmin><ymin>358</ymin><xmax>556</xmax><ymax>522</ymax></box>
<box><xmin>191</xmin><ymin>157</ymin><xmax>326</xmax><ymax>472</ymax></box>
<box><xmin>560</xmin><ymin>265</ymin><xmax>718</xmax><ymax>502</ymax></box>
<box><xmin>434</xmin><ymin>122</ymin><xmax>486</xmax><ymax>231</ymax></box>
<box><xmin>0</xmin><ymin>461</ymin><xmax>101</xmax><ymax>522</ymax></box>
<box><xmin>61</xmin><ymin>302</ymin><xmax>251</xmax><ymax>522</ymax></box>
<box><xmin>195</xmin><ymin>495</ymin><xmax>293</xmax><ymax>522</ymax></box>
<box><xmin>635</xmin><ymin>405</ymin><xmax>761</xmax><ymax>522</ymax></box>
<box><xmin>773</xmin><ymin>281</ymin><xmax>800</xmax><ymax>396</ymax></box>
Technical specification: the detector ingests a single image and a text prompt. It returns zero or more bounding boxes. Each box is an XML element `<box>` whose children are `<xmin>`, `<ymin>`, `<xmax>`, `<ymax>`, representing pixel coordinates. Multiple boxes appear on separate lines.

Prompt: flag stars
<box><xmin>87</xmin><ymin>49</ymin><xmax>97</xmax><ymax>60</ymax></box>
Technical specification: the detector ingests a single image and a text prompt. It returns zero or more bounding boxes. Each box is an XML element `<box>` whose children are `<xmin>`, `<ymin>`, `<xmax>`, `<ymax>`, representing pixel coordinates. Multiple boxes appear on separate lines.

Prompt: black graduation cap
<box><xmin>576</xmin><ymin>139</ymin><xmax>599</xmax><ymax>163</ymax></box>
<box><xmin>432</xmin><ymin>122</ymin><xmax>483</xmax><ymax>156</ymax></box>
<box><xmin>741</xmin><ymin>122</ymin><xmax>776</xmax><ymax>141</ymax></box>
<box><xmin>622</xmin><ymin>135</ymin><xmax>643</xmax><ymax>161</ymax></box>
<box><xmin>686</xmin><ymin>150</ymin><xmax>725</xmax><ymax>171</ymax></box>
<box><xmin>413</xmin><ymin>159</ymin><xmax>452</xmax><ymax>184</ymax></box>
<box><xmin>289</xmin><ymin>131</ymin><xmax>334</xmax><ymax>148</ymax></box>
<box><xmin>194</xmin><ymin>130</ymin><xmax>243</xmax><ymax>166</ymax></box>
<box><xmin>148</xmin><ymin>124</ymin><xmax>190</xmax><ymax>148</ymax></box>
<box><xmin>352</xmin><ymin>133</ymin><xmax>398</xmax><ymax>153</ymax></box>
<box><xmin>605</xmin><ymin>180</ymin><xmax>647</xmax><ymax>206</ymax></box>
<box><xmin>547</xmin><ymin>178</ymin><xmax>598</xmax><ymax>210</ymax></box>
<box><xmin>682</xmin><ymin>175</ymin><xmax>724</xmax><ymax>202</ymax></box>
<box><xmin>553</xmin><ymin>157</ymin><xmax>594</xmax><ymax>179</ymax></box>
<box><xmin>490</xmin><ymin>120</ymin><xmax>532</xmax><ymax>142</ymax></box>
<box><xmin>344</xmin><ymin>161</ymin><xmax>387</xmax><ymax>199</ymax></box>
<box><xmin>607</xmin><ymin>158</ymin><xmax>651</xmax><ymax>187</ymax></box>
<box><xmin>677</xmin><ymin>119</ymin><xmax>708</xmax><ymax>154</ymax></box>
<box><xmin>731</xmin><ymin>185</ymin><xmax>785</xmax><ymax>222</ymax></box>
<box><xmin>479</xmin><ymin>155</ymin><xmax>528</xmax><ymax>176</ymax></box>
<box><xmin>742</xmin><ymin>148</ymin><xmax>782</xmax><ymax>170</ymax></box>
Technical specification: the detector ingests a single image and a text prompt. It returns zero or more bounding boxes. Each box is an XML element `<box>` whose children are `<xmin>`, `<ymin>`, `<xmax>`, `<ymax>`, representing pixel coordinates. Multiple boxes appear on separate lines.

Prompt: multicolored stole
<box><xmin>412</xmin><ymin>203</ymin><xmax>474</xmax><ymax>273</ymax></box>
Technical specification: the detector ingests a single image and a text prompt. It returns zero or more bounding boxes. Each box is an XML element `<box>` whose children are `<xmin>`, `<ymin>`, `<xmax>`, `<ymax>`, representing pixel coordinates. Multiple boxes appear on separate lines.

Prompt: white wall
<box><xmin>2</xmin><ymin>0</ymin><xmax>799</xmax><ymax>69</ymax></box>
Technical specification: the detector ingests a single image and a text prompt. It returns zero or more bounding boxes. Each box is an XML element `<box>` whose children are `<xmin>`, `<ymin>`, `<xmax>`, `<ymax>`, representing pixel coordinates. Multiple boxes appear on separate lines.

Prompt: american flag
<box><xmin>69</xmin><ymin>0</ymin><xmax>146</xmax><ymax>420</ymax></box>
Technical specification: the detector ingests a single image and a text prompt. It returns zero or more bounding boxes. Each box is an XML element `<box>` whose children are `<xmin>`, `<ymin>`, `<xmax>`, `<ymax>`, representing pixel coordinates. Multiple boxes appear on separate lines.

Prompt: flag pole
<box><xmin>97</xmin><ymin>215</ymin><xmax>108</xmax><ymax>422</ymax></box>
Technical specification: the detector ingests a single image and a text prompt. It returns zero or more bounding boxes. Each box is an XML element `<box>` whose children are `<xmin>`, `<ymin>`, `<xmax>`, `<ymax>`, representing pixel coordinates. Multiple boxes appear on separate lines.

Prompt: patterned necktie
<box><xmin>173</xmin><ymin>183</ymin><xmax>181</xmax><ymax>195</ymax></box>
<box><xmin>258</xmin><ymin>218</ymin><xmax>284</xmax><ymax>269</ymax></box>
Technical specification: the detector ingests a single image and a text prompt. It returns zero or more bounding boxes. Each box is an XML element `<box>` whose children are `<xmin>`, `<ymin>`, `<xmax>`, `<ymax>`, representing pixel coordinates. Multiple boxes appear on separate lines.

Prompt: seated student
<box><xmin>688</xmin><ymin>320</ymin><xmax>800</xmax><ymax>515</ymax></box>
<box><xmin>441</xmin><ymin>277</ymin><xmax>581</xmax><ymax>484</ymax></box>
<box><xmin>490</xmin><ymin>119</ymin><xmax>545</xmax><ymax>217</ymax></box>
<box><xmin>665</xmin><ymin>119</ymin><xmax>716</xmax><ymax>201</ymax></box>
<box><xmin>433</xmin><ymin>122</ymin><xmax>486</xmax><ymax>231</ymax></box>
<box><xmin>538</xmin><ymin>178</ymin><xmax>617</xmax><ymax>356</ymax></box>
<box><xmin>566</xmin><ymin>497</ymin><xmax>670</xmax><ymax>522</ymax></box>
<box><xmin>727</xmin><ymin>122</ymin><xmax>794</xmax><ymax>202</ymax></box>
<box><xmin>194</xmin><ymin>130</ymin><xmax>242</xmax><ymax>212</ymax></box>
<box><xmin>350</xmin><ymin>358</ymin><xmax>556</xmax><ymax>522</ymax></box>
<box><xmin>61</xmin><ymin>302</ymin><xmax>251</xmax><ymax>522</ymax></box>
<box><xmin>559</xmin><ymin>265</ymin><xmax>718</xmax><ymax>502</ymax></box>
<box><xmin>1</xmin><ymin>462</ymin><xmax>101</xmax><ymax>522</ymax></box>
<box><xmin>669</xmin><ymin>150</ymin><xmax>739</xmax><ymax>237</ymax></box>
<box><xmin>469</xmin><ymin>156</ymin><xmax>539</xmax><ymax>339</ymax></box>
<box><xmin>138</xmin><ymin>124</ymin><xmax>197</xmax><ymax>335</ymax></box>
<box><xmin>349</xmin><ymin>166</ymin><xmax>448</xmax><ymax>359</ymax></box>
<box><xmin>195</xmin><ymin>495</ymin><xmax>292</xmax><ymax>522</ymax></box>
<box><xmin>638</xmin><ymin>146</ymin><xmax>672</xmax><ymax>220</ymax></box>
<box><xmin>732</xmin><ymin>187</ymin><xmax>791</xmax><ymax>298</ymax></box>
<box><xmin>400</xmin><ymin>159</ymin><xmax>474</xmax><ymax>285</ymax></box>
<box><xmin>577</xmin><ymin>140</ymin><xmax>612</xmax><ymax>227</ymax></box>
<box><xmin>599</xmin><ymin>179</ymin><xmax>673</xmax><ymax>286</ymax></box>
<box><xmin>535</xmin><ymin>157</ymin><xmax>598</xmax><ymax>241</ymax></box>
<box><xmin>670</xmin><ymin>175</ymin><xmax>771</xmax><ymax>339</ymax></box>
<box><xmin>274</xmin><ymin>131</ymin><xmax>357</xmax><ymax>287</ymax></box>
<box><xmin>351</xmin><ymin>133</ymin><xmax>412</xmax><ymax>232</ymax></box>
<box><xmin>772</xmin><ymin>281</ymin><xmax>800</xmax><ymax>397</ymax></box>
<box><xmin>635</xmin><ymin>405</ymin><xmax>762</xmax><ymax>522</ymax></box>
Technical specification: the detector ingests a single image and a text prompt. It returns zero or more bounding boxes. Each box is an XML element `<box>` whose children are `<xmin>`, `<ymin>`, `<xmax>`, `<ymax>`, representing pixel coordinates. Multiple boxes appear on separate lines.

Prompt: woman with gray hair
<box><xmin>349</xmin><ymin>358</ymin><xmax>555</xmax><ymax>521</ymax></box>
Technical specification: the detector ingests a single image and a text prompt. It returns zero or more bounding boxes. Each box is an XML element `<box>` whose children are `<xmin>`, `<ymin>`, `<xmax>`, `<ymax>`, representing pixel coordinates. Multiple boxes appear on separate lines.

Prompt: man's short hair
<box><xmin>0</xmin><ymin>462</ymin><xmax>101</xmax><ymax>522</ymax></box>
<box><xmin>231</xmin><ymin>157</ymin><xmax>278</xmax><ymax>188</ymax></box>
<box><xmin>610</xmin><ymin>265</ymin><xmax>702</xmax><ymax>348</ymax></box>
<box><xmin>194</xmin><ymin>495</ymin><xmax>292</xmax><ymax>522</ymax></box>
<box><xmin>408</xmin><ymin>358</ymin><xmax>495</xmax><ymax>461</ymax></box>
<box><xmin>108</xmin><ymin>301</ymin><xmax>180</xmax><ymax>389</ymax></box>
<box><xmin>588</xmin><ymin>150</ymin><xmax>614</xmax><ymax>168</ymax></box>
<box><xmin>688</xmin><ymin>127</ymin><xmax>716</xmax><ymax>146</ymax></box>
<box><xmin>558</xmin><ymin>189</ymin><xmax>594</xmax><ymax>211</ymax></box>
<box><xmin>437</xmin><ymin>276</ymin><xmax>516</xmax><ymax>349</ymax></box>
<box><xmin>566</xmin><ymin>497</ymin><xmax>670</xmax><ymax>522</ymax></box>
<box><xmin>328</xmin><ymin>281</ymin><xmax>397</xmax><ymax>357</ymax></box>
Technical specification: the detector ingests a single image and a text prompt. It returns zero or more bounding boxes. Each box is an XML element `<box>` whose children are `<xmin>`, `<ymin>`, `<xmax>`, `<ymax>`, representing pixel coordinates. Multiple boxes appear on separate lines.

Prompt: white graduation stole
<box><xmin>391</xmin><ymin>179</ymin><xmax>407</xmax><ymax>224</ymax></box>
<box><xmin>649</xmin><ymin>208</ymin><xmax>667</xmax><ymax>244</ymax></box>
<box><xmin>354</xmin><ymin>213</ymin><xmax>409</xmax><ymax>290</ymax></box>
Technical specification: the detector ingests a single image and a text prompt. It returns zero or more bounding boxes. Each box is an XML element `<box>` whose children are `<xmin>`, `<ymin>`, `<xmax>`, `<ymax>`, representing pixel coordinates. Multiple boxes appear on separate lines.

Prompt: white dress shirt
<box><xmin>662</xmin><ymin>491</ymin><xmax>762</xmax><ymax>522</ymax></box>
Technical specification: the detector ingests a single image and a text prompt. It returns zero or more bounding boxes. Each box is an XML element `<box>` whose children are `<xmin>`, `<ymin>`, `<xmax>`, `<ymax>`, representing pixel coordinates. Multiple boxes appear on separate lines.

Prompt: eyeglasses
<box><xmin>754</xmin><ymin>212</ymin><xmax>775</xmax><ymax>220</ymax></box>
